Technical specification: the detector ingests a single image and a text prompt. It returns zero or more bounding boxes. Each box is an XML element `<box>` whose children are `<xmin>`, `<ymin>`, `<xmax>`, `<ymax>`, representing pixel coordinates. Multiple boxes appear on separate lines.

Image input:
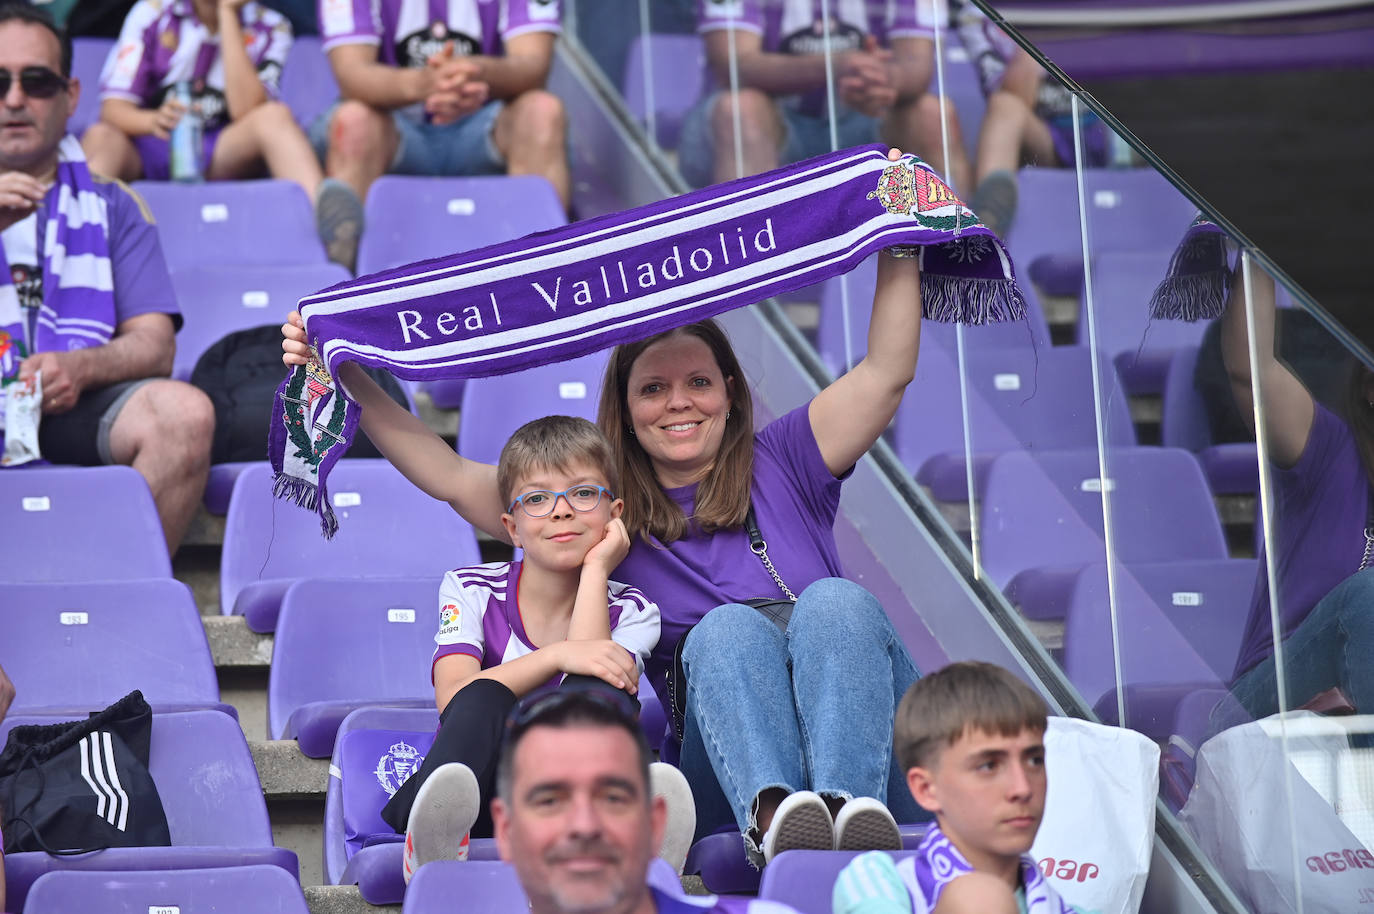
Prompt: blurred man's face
<box><xmin>493</xmin><ymin>724</ymin><xmax>665</xmax><ymax>914</ymax></box>
<box><xmin>0</xmin><ymin>21</ymin><xmax>76</xmax><ymax>176</ymax></box>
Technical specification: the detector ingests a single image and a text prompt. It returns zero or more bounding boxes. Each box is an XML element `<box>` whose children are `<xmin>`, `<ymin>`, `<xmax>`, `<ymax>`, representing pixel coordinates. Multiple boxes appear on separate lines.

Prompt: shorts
<box><xmin>677</xmin><ymin>91</ymin><xmax>880</xmax><ymax>188</ymax></box>
<box><xmin>309</xmin><ymin>99</ymin><xmax>506</xmax><ymax>177</ymax></box>
<box><xmin>1046</xmin><ymin>112</ymin><xmax>1110</xmax><ymax>169</ymax></box>
<box><xmin>38</xmin><ymin>379</ymin><xmax>152</xmax><ymax>466</ymax></box>
<box><xmin>134</xmin><ymin>129</ymin><xmax>222</xmax><ymax>182</ymax></box>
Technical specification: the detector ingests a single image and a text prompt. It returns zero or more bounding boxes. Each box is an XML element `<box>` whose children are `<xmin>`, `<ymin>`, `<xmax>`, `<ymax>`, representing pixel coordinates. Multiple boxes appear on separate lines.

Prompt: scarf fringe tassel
<box><xmin>921</xmin><ymin>275</ymin><xmax>1027</xmax><ymax>325</ymax></box>
<box><xmin>272</xmin><ymin>471</ymin><xmax>339</xmax><ymax>539</ymax></box>
<box><xmin>1148</xmin><ymin>271</ymin><xmax>1229</xmax><ymax>322</ymax></box>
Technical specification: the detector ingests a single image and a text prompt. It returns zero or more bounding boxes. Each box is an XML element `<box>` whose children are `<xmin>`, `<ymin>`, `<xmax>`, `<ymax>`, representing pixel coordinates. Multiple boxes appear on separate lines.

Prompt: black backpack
<box><xmin>190</xmin><ymin>324</ymin><xmax>411</xmax><ymax>465</ymax></box>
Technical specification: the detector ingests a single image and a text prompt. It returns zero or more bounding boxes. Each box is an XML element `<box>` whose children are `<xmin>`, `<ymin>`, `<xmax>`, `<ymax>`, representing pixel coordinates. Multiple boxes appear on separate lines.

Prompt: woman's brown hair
<box><xmin>597</xmin><ymin>320</ymin><xmax>755</xmax><ymax>544</ymax></box>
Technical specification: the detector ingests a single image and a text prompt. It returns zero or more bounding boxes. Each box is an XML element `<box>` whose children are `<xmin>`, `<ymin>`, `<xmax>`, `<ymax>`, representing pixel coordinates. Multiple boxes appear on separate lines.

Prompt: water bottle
<box><xmin>167</xmin><ymin>81</ymin><xmax>203</xmax><ymax>183</ymax></box>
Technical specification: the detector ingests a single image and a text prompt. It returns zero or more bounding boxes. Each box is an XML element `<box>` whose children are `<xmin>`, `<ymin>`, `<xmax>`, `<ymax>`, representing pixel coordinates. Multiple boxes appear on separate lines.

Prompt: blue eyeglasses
<box><xmin>507</xmin><ymin>484</ymin><xmax>614</xmax><ymax>518</ymax></box>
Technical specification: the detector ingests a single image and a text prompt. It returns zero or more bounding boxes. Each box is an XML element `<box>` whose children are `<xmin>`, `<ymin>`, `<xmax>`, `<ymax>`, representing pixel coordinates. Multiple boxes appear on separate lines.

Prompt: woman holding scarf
<box><xmin>283</xmin><ymin>147</ymin><xmax>927</xmax><ymax>867</ymax></box>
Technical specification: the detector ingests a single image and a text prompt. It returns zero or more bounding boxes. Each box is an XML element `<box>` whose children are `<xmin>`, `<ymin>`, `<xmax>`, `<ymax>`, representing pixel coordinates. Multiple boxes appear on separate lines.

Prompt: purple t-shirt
<box><xmin>614</xmin><ymin>404</ymin><xmax>848</xmax><ymax>692</ymax></box>
<box><xmin>100</xmin><ymin>0</ymin><xmax>292</xmax><ymax>132</ymax></box>
<box><xmin>431</xmin><ymin>560</ymin><xmax>661</xmax><ymax>691</ymax></box>
<box><xmin>1233</xmin><ymin>404</ymin><xmax>1370</xmax><ymax>677</ymax></box>
<box><xmin>0</xmin><ymin>174</ymin><xmax>181</xmax><ymax>347</ymax></box>
<box><xmin>318</xmin><ymin>0</ymin><xmax>561</xmax><ymax>64</ymax></box>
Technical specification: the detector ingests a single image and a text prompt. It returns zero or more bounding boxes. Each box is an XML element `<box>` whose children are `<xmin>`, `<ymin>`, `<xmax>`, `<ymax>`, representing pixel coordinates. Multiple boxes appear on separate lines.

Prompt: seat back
<box><xmin>281</xmin><ymin>34</ymin><xmax>339</xmax><ymax>127</ymax></box>
<box><xmin>170</xmin><ymin>262</ymin><xmax>350</xmax><ymax>380</ymax></box>
<box><xmin>1125</xmin><ymin>559</ymin><xmax>1258</xmax><ymax>680</ymax></box>
<box><xmin>1081</xmin><ymin>168</ymin><xmax>1199</xmax><ymax>256</ymax></box>
<box><xmin>401</xmin><ymin>860</ymin><xmax>528</xmax><ymax>912</ymax></box>
<box><xmin>268</xmin><ymin>576</ymin><xmax>443</xmax><ymax>740</ymax></box>
<box><xmin>326</xmin><ymin>707</ymin><xmax>438</xmax><ymax>883</ymax></box>
<box><xmin>220</xmin><ymin>461</ymin><xmax>481</xmax><ymax>620</ymax></box>
<box><xmin>760</xmin><ymin>850</ymin><xmax>921</xmax><ymax>914</ymax></box>
<box><xmin>1032</xmin><ymin>447</ymin><xmax>1227</xmax><ymax>563</ymax></box>
<box><xmin>1083</xmin><ymin>249</ymin><xmax>1207</xmax><ymax>368</ymax></box>
<box><xmin>134</xmin><ymin>179</ymin><xmax>327</xmax><ymax>269</ymax></box>
<box><xmin>1160</xmin><ymin>345</ymin><xmax>1212</xmax><ymax>451</ymax></box>
<box><xmin>23</xmin><ymin>865</ymin><xmax>310</xmax><ymax>914</ymax></box>
<box><xmin>456</xmin><ymin>350</ymin><xmax>609</xmax><ymax>466</ymax></box>
<box><xmin>70</xmin><ymin>38</ymin><xmax>113</xmax><ymax>137</ymax></box>
<box><xmin>0</xmin><ymin>466</ymin><xmax>170</xmax><ymax>581</ymax></box>
<box><xmin>622</xmin><ymin>33</ymin><xmax>708</xmax><ymax>149</ymax></box>
<box><xmin>355</xmin><ymin>175</ymin><xmax>565</xmax><ymax>275</ymax></box>
<box><xmin>0</xmin><ymin>580</ymin><xmax>217</xmax><ymax>713</ymax></box>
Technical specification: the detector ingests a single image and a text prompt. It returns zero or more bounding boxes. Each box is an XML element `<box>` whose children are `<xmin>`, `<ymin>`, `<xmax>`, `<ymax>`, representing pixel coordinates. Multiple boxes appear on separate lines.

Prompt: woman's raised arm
<box><xmin>809</xmin><ymin>244</ymin><xmax>922</xmax><ymax>477</ymax></box>
<box><xmin>281</xmin><ymin>312</ymin><xmax>510</xmax><ymax>540</ymax></box>
<box><xmin>1218</xmin><ymin>266</ymin><xmax>1313</xmax><ymax>469</ymax></box>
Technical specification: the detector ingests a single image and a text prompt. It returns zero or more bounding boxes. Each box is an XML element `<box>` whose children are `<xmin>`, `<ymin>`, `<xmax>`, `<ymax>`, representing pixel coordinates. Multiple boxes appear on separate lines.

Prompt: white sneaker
<box><xmin>761</xmin><ymin>790</ymin><xmax>834</xmax><ymax>866</ymax></box>
<box><xmin>401</xmin><ymin>762</ymin><xmax>479</xmax><ymax>884</ymax></box>
<box><xmin>650</xmin><ymin>762</ymin><xmax>696</xmax><ymax>874</ymax></box>
<box><xmin>833</xmin><ymin>796</ymin><xmax>901</xmax><ymax>852</ymax></box>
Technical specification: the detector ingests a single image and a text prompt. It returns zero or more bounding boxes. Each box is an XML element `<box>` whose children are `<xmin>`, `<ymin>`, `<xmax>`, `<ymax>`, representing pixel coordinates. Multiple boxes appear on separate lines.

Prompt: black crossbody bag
<box><xmin>666</xmin><ymin>504</ymin><xmax>798</xmax><ymax>742</ymax></box>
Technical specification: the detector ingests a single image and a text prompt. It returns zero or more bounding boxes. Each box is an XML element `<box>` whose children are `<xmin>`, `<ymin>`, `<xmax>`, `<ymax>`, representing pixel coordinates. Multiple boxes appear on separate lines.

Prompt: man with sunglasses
<box><xmin>0</xmin><ymin>3</ymin><xmax>213</xmax><ymax>554</ymax></box>
<box><xmin>493</xmin><ymin>689</ymin><xmax>802</xmax><ymax>914</ymax></box>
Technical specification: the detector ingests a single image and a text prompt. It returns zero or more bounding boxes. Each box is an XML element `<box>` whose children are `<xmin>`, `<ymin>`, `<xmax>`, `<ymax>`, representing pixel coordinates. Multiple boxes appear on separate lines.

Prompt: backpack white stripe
<box><xmin>101</xmin><ymin>731</ymin><xmax>131</xmax><ymax>832</ymax></box>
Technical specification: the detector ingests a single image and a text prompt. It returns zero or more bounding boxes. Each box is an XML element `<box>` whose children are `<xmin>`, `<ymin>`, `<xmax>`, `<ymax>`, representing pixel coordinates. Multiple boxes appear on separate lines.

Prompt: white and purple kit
<box><xmin>100</xmin><ymin>0</ymin><xmax>291</xmax><ymax>131</ymax></box>
<box><xmin>431</xmin><ymin>561</ymin><xmax>661</xmax><ymax>690</ymax></box>
<box><xmin>318</xmin><ymin>0</ymin><xmax>560</xmax><ymax>71</ymax></box>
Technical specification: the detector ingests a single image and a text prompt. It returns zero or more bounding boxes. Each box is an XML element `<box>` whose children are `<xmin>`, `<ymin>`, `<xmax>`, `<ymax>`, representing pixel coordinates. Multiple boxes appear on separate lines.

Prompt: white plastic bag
<box><xmin>1030</xmin><ymin>717</ymin><xmax>1160</xmax><ymax>914</ymax></box>
<box><xmin>1180</xmin><ymin>712</ymin><xmax>1374</xmax><ymax>914</ymax></box>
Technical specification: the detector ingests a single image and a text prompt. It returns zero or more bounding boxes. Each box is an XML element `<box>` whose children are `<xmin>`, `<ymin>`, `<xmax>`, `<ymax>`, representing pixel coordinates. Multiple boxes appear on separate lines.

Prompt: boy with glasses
<box><xmin>383</xmin><ymin>414</ymin><xmax>684</xmax><ymax>883</ymax></box>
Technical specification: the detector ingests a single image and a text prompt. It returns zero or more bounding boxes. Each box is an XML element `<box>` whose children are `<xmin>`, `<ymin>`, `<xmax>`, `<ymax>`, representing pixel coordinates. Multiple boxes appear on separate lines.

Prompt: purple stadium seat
<box><xmin>622</xmin><ymin>34</ymin><xmax>708</xmax><ymax>149</ymax></box>
<box><xmin>401</xmin><ymin>858</ymin><xmax>685</xmax><ymax>912</ymax></box>
<box><xmin>220</xmin><ymin>460</ymin><xmax>481</xmax><ymax>632</ymax></box>
<box><xmin>280</xmin><ymin>35</ymin><xmax>339</xmax><ymax>128</ymax></box>
<box><xmin>1082</xmin><ymin>249</ymin><xmax>1207</xmax><ymax>394</ymax></box>
<box><xmin>979</xmin><ymin>447</ymin><xmax>1227</xmax><ymax>609</ymax></box>
<box><xmin>907</xmin><ymin>346</ymin><xmax>1136</xmax><ymax>502</ymax></box>
<box><xmin>759</xmin><ymin>849</ymin><xmax>922</xmax><ymax>913</ymax></box>
<box><xmin>1161</xmin><ymin>346</ymin><xmax>1261</xmax><ymax>496</ymax></box>
<box><xmin>1003</xmin><ymin>168</ymin><xmax>1082</xmax><ymax>297</ymax></box>
<box><xmin>815</xmin><ymin>255</ymin><xmax>1051</xmax><ymax>379</ymax></box>
<box><xmin>0</xmin><ymin>710</ymin><xmax>293</xmax><ymax>912</ymax></box>
<box><xmin>355</xmin><ymin>175</ymin><xmax>566</xmax><ymax>277</ymax></box>
<box><xmin>0</xmin><ymin>466</ymin><xmax>170</xmax><ymax>582</ymax></box>
<box><xmin>22</xmin><ymin>865</ymin><xmax>309</xmax><ymax>914</ymax></box>
<box><xmin>170</xmin><ymin>263</ymin><xmax>350</xmax><ymax>381</ymax></box>
<box><xmin>1082</xmin><ymin>169</ymin><xmax>1198</xmax><ymax>260</ymax></box>
<box><xmin>133</xmin><ymin>179</ymin><xmax>328</xmax><ymax>269</ymax></box>
<box><xmin>686</xmin><ymin>825</ymin><xmax>930</xmax><ymax>896</ymax></box>
<box><xmin>70</xmin><ymin>38</ymin><xmax>113</xmax><ymax>138</ymax></box>
<box><xmin>456</xmin><ymin>351</ymin><xmax>609</xmax><ymax>465</ymax></box>
<box><xmin>0</xmin><ymin>580</ymin><xmax>221</xmax><ymax>716</ymax></box>
<box><xmin>1060</xmin><ymin>563</ymin><xmax>1227</xmax><ymax>735</ymax></box>
<box><xmin>1124</xmin><ymin>559</ymin><xmax>1258</xmax><ymax>681</ymax></box>
<box><xmin>269</xmin><ymin>577</ymin><xmax>443</xmax><ymax>756</ymax></box>
<box><xmin>203</xmin><ymin>461</ymin><xmax>261</xmax><ymax>515</ymax></box>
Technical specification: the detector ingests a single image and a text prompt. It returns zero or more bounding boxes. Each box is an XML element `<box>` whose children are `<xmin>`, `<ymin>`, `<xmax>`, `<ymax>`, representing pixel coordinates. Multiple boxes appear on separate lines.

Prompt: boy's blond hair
<box><xmin>896</xmin><ymin>661</ymin><xmax>1049</xmax><ymax>770</ymax></box>
<box><xmin>497</xmin><ymin>415</ymin><xmax>620</xmax><ymax>507</ymax></box>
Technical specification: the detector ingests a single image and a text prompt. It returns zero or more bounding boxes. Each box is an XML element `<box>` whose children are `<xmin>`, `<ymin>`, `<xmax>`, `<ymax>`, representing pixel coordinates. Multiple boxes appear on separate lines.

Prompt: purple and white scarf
<box><xmin>904</xmin><ymin>823</ymin><xmax>1077</xmax><ymax>913</ymax></box>
<box><xmin>1148</xmin><ymin>215</ymin><xmax>1233</xmax><ymax>323</ymax></box>
<box><xmin>0</xmin><ymin>136</ymin><xmax>116</xmax><ymax>465</ymax></box>
<box><xmin>271</xmin><ymin>144</ymin><xmax>1027</xmax><ymax>535</ymax></box>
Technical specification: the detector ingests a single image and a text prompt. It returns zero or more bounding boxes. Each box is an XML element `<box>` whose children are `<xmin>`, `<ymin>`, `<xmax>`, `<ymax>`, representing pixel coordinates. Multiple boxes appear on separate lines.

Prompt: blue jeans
<box><xmin>677</xmin><ymin>578</ymin><xmax>922</xmax><ymax>848</ymax></box>
<box><xmin>1227</xmin><ymin>567</ymin><xmax>1374</xmax><ymax>723</ymax></box>
<box><xmin>309</xmin><ymin>100</ymin><xmax>506</xmax><ymax>176</ymax></box>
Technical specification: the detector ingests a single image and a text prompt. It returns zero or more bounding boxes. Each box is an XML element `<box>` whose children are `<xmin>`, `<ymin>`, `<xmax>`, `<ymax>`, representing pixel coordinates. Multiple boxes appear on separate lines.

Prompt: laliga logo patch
<box><xmin>528</xmin><ymin>0</ymin><xmax>558</xmax><ymax>21</ymax></box>
<box><xmin>375</xmin><ymin>741</ymin><xmax>425</xmax><ymax>796</ymax></box>
<box><xmin>440</xmin><ymin>603</ymin><xmax>460</xmax><ymax>627</ymax></box>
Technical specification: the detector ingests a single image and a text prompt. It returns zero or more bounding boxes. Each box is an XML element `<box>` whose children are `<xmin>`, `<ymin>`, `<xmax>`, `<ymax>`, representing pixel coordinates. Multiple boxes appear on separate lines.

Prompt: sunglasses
<box><xmin>504</xmin><ymin>687</ymin><xmax>640</xmax><ymax>744</ymax></box>
<box><xmin>0</xmin><ymin>67</ymin><xmax>70</xmax><ymax>100</ymax></box>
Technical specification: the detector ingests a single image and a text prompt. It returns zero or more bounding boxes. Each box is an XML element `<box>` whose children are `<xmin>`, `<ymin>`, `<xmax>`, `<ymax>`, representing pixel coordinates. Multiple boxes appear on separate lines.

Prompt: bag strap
<box><xmin>1361</xmin><ymin>486</ymin><xmax>1374</xmax><ymax>572</ymax></box>
<box><xmin>3</xmin><ymin>744</ymin><xmax>110</xmax><ymax>856</ymax></box>
<box><xmin>745</xmin><ymin>503</ymin><xmax>796</xmax><ymax>602</ymax></box>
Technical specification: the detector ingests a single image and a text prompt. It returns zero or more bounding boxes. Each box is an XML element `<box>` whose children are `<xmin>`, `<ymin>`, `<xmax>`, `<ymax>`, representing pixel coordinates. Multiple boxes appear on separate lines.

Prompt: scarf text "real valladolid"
<box><xmin>271</xmin><ymin>144</ymin><xmax>1028</xmax><ymax>536</ymax></box>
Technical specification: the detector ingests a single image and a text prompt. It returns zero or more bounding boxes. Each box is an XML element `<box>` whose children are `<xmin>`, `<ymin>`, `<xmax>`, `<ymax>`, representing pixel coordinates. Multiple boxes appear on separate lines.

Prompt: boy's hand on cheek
<box><xmin>555</xmin><ymin>640</ymin><xmax>639</xmax><ymax>693</ymax></box>
<box><xmin>581</xmin><ymin>518</ymin><xmax>630</xmax><ymax>576</ymax></box>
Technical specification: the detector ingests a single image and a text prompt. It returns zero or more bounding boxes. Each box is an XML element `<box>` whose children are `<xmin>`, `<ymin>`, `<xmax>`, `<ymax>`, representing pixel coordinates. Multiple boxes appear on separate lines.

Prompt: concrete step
<box><xmin>306</xmin><ymin>885</ymin><xmax>401</xmax><ymax>914</ymax></box>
